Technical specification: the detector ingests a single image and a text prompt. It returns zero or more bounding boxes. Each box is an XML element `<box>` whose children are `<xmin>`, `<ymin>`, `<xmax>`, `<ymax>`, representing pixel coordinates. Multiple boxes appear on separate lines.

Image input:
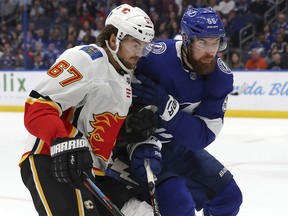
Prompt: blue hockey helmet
<box><xmin>180</xmin><ymin>7</ymin><xmax>227</xmax><ymax>51</ymax></box>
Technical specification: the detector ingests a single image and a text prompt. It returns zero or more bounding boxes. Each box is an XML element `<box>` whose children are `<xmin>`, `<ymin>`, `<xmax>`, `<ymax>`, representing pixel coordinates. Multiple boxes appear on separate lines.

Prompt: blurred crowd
<box><xmin>0</xmin><ymin>0</ymin><xmax>288</xmax><ymax>70</ymax></box>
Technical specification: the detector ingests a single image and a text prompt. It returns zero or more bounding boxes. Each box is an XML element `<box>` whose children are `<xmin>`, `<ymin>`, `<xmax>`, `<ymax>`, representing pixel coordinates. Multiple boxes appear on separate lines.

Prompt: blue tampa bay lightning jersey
<box><xmin>135</xmin><ymin>39</ymin><xmax>233</xmax><ymax>150</ymax></box>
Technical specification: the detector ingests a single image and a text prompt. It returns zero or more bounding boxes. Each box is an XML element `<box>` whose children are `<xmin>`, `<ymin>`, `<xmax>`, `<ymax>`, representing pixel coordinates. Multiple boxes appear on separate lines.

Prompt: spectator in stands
<box><xmin>51</xmin><ymin>5</ymin><xmax>69</xmax><ymax>33</ymax></box>
<box><xmin>84</xmin><ymin>0</ymin><xmax>97</xmax><ymax>17</ymax></box>
<box><xmin>178</xmin><ymin>0</ymin><xmax>192</xmax><ymax>17</ymax></box>
<box><xmin>95</xmin><ymin>2</ymin><xmax>109</xmax><ymax>20</ymax></box>
<box><xmin>29</xmin><ymin>0</ymin><xmax>45</xmax><ymax>21</ymax></box>
<box><xmin>279</xmin><ymin>27</ymin><xmax>288</xmax><ymax>43</ymax></box>
<box><xmin>25</xmin><ymin>30</ymin><xmax>36</xmax><ymax>52</ymax></box>
<box><xmin>217</xmin><ymin>0</ymin><xmax>236</xmax><ymax>19</ymax></box>
<box><xmin>163</xmin><ymin>0</ymin><xmax>179</xmax><ymax>15</ymax></box>
<box><xmin>149</xmin><ymin>0</ymin><xmax>166</xmax><ymax>16</ymax></box>
<box><xmin>0</xmin><ymin>0</ymin><xmax>18</xmax><ymax>24</ymax></box>
<box><xmin>34</xmin><ymin>28</ymin><xmax>49</xmax><ymax>49</ymax></box>
<box><xmin>0</xmin><ymin>24</ymin><xmax>13</xmax><ymax>47</ymax></box>
<box><xmin>268</xmin><ymin>52</ymin><xmax>288</xmax><ymax>70</ymax></box>
<box><xmin>64</xmin><ymin>24</ymin><xmax>79</xmax><ymax>48</ymax></box>
<box><xmin>66</xmin><ymin>16</ymin><xmax>80</xmax><ymax>40</ymax></box>
<box><xmin>249</xmin><ymin>32</ymin><xmax>271</xmax><ymax>58</ymax></box>
<box><xmin>207</xmin><ymin>0</ymin><xmax>219</xmax><ymax>12</ymax></box>
<box><xmin>43</xmin><ymin>42</ymin><xmax>60</xmax><ymax>66</ymax></box>
<box><xmin>32</xmin><ymin>51</ymin><xmax>49</xmax><ymax>69</ymax></box>
<box><xmin>42</xmin><ymin>0</ymin><xmax>59</xmax><ymax>19</ymax></box>
<box><xmin>80</xmin><ymin>28</ymin><xmax>97</xmax><ymax>45</ymax></box>
<box><xmin>234</xmin><ymin>0</ymin><xmax>250</xmax><ymax>14</ymax></box>
<box><xmin>262</xmin><ymin>23</ymin><xmax>275</xmax><ymax>48</ymax></box>
<box><xmin>269</xmin><ymin>32</ymin><xmax>288</xmax><ymax>55</ymax></box>
<box><xmin>192</xmin><ymin>0</ymin><xmax>208</xmax><ymax>8</ymax></box>
<box><xmin>225</xmin><ymin>9</ymin><xmax>243</xmax><ymax>47</ymax></box>
<box><xmin>245</xmin><ymin>48</ymin><xmax>268</xmax><ymax>70</ymax></box>
<box><xmin>248</xmin><ymin>0</ymin><xmax>271</xmax><ymax>32</ymax></box>
<box><xmin>15</xmin><ymin>44</ymin><xmax>25</xmax><ymax>69</ymax></box>
<box><xmin>0</xmin><ymin>42</ymin><xmax>16</xmax><ymax>69</ymax></box>
<box><xmin>280</xmin><ymin>45</ymin><xmax>288</xmax><ymax>69</ymax></box>
<box><xmin>166</xmin><ymin>10</ymin><xmax>180</xmax><ymax>38</ymax></box>
<box><xmin>79</xmin><ymin>8</ymin><xmax>95</xmax><ymax>26</ymax></box>
<box><xmin>12</xmin><ymin>22</ymin><xmax>24</xmax><ymax>45</ymax></box>
<box><xmin>27</xmin><ymin>22</ymin><xmax>37</xmax><ymax>38</ymax></box>
<box><xmin>94</xmin><ymin>18</ymin><xmax>105</xmax><ymax>38</ymax></box>
<box><xmin>49</xmin><ymin>26</ymin><xmax>66</xmax><ymax>53</ymax></box>
<box><xmin>229</xmin><ymin>50</ymin><xmax>244</xmax><ymax>70</ymax></box>
<box><xmin>3</xmin><ymin>0</ymin><xmax>286</xmax><ymax>71</ymax></box>
<box><xmin>267</xmin><ymin>46</ymin><xmax>279</xmax><ymax>63</ymax></box>
<box><xmin>149</xmin><ymin>8</ymin><xmax>162</xmax><ymax>38</ymax></box>
<box><xmin>272</xmin><ymin>13</ymin><xmax>288</xmax><ymax>39</ymax></box>
<box><xmin>77</xmin><ymin>19</ymin><xmax>97</xmax><ymax>41</ymax></box>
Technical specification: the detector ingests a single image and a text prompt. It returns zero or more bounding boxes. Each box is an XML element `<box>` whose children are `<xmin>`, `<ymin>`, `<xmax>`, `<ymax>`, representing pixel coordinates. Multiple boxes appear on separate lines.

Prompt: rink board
<box><xmin>0</xmin><ymin>70</ymin><xmax>288</xmax><ymax>118</ymax></box>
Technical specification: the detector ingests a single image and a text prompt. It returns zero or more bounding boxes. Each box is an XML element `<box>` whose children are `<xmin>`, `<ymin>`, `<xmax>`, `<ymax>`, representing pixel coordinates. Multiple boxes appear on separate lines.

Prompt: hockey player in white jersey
<box><xmin>19</xmin><ymin>4</ymin><xmax>156</xmax><ymax>215</ymax></box>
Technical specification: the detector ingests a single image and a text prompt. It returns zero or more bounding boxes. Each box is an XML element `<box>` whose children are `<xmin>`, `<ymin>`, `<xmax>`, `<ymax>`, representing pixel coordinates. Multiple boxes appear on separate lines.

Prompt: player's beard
<box><xmin>184</xmin><ymin>45</ymin><xmax>216</xmax><ymax>76</ymax></box>
<box><xmin>118</xmin><ymin>54</ymin><xmax>139</xmax><ymax>70</ymax></box>
<box><xmin>189</xmin><ymin>55</ymin><xmax>216</xmax><ymax>76</ymax></box>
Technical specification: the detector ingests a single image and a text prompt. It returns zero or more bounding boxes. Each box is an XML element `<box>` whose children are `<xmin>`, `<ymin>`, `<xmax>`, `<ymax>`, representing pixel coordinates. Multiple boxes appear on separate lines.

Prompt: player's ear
<box><xmin>108</xmin><ymin>34</ymin><xmax>117</xmax><ymax>51</ymax></box>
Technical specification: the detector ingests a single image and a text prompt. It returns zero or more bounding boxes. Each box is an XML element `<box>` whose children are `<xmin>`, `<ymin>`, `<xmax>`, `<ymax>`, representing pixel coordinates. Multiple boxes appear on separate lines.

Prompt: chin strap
<box><xmin>105</xmin><ymin>40</ymin><xmax>134</xmax><ymax>76</ymax></box>
<box><xmin>181</xmin><ymin>46</ymin><xmax>193</xmax><ymax>70</ymax></box>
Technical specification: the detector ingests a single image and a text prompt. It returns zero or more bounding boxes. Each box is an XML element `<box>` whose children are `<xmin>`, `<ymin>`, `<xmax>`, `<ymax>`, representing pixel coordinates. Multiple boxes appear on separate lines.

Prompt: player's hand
<box><xmin>50</xmin><ymin>137</ymin><xmax>94</xmax><ymax>189</ymax></box>
<box><xmin>132</xmin><ymin>74</ymin><xmax>179</xmax><ymax>121</ymax></box>
<box><xmin>128</xmin><ymin>137</ymin><xmax>162</xmax><ymax>181</ymax></box>
<box><xmin>117</xmin><ymin>108</ymin><xmax>158</xmax><ymax>148</ymax></box>
<box><xmin>126</xmin><ymin>108</ymin><xmax>158</xmax><ymax>141</ymax></box>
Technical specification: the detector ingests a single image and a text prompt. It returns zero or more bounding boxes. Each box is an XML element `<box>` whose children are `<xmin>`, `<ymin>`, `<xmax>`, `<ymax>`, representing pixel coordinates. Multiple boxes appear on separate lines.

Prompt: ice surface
<box><xmin>1</xmin><ymin>112</ymin><xmax>287</xmax><ymax>215</ymax></box>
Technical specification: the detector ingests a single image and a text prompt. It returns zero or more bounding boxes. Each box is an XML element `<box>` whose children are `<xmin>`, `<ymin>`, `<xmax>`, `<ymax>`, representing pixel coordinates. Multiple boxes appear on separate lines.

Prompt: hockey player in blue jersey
<box><xmin>126</xmin><ymin>7</ymin><xmax>243</xmax><ymax>216</ymax></box>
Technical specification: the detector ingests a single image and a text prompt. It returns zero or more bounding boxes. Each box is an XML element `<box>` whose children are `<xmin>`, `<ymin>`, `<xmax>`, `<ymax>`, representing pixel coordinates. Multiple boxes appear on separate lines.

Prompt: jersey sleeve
<box><xmin>159</xmin><ymin>58</ymin><xmax>233</xmax><ymax>150</ymax></box>
<box><xmin>24</xmin><ymin>46</ymin><xmax>100</xmax><ymax>145</ymax></box>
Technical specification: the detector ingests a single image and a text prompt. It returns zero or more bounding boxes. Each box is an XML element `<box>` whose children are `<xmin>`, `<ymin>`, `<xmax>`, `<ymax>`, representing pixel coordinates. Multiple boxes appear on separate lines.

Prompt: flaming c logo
<box><xmin>88</xmin><ymin>112</ymin><xmax>125</xmax><ymax>160</ymax></box>
<box><xmin>122</xmin><ymin>8</ymin><xmax>131</xmax><ymax>14</ymax></box>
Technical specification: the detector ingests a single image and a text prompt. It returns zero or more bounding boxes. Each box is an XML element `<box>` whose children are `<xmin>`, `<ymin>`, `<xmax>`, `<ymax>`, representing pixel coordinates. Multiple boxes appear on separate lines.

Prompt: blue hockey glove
<box><xmin>128</xmin><ymin>136</ymin><xmax>162</xmax><ymax>181</ymax></box>
<box><xmin>132</xmin><ymin>74</ymin><xmax>179</xmax><ymax>121</ymax></box>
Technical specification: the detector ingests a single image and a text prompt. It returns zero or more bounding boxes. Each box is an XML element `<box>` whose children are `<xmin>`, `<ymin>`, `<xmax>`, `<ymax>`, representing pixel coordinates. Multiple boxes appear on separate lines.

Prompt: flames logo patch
<box><xmin>88</xmin><ymin>112</ymin><xmax>125</xmax><ymax>161</ymax></box>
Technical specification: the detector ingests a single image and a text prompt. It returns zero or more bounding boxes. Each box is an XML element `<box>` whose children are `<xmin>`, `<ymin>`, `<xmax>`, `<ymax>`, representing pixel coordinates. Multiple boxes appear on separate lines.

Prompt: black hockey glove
<box><xmin>117</xmin><ymin>108</ymin><xmax>158</xmax><ymax>147</ymax></box>
<box><xmin>50</xmin><ymin>137</ymin><xmax>94</xmax><ymax>189</ymax></box>
<box><xmin>132</xmin><ymin>74</ymin><xmax>180</xmax><ymax>121</ymax></box>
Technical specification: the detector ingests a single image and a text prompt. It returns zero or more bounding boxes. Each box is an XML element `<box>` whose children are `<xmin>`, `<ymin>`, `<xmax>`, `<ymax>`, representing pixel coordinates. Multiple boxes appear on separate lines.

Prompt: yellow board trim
<box><xmin>1</xmin><ymin>106</ymin><xmax>288</xmax><ymax>118</ymax></box>
<box><xmin>0</xmin><ymin>106</ymin><xmax>24</xmax><ymax>112</ymax></box>
<box><xmin>226</xmin><ymin>110</ymin><xmax>288</xmax><ymax>118</ymax></box>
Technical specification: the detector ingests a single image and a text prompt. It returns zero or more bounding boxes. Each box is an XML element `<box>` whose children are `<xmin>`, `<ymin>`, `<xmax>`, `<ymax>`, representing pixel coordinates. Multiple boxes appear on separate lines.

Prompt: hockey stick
<box><xmin>82</xmin><ymin>172</ymin><xmax>125</xmax><ymax>216</ymax></box>
<box><xmin>144</xmin><ymin>158</ymin><xmax>161</xmax><ymax>216</ymax></box>
<box><xmin>230</xmin><ymin>82</ymin><xmax>249</xmax><ymax>96</ymax></box>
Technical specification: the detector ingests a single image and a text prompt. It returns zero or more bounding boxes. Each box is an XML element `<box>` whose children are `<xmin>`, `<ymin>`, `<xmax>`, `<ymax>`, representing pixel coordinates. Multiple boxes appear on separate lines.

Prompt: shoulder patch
<box><xmin>151</xmin><ymin>42</ymin><xmax>167</xmax><ymax>54</ymax></box>
<box><xmin>81</xmin><ymin>46</ymin><xmax>103</xmax><ymax>60</ymax></box>
<box><xmin>217</xmin><ymin>58</ymin><xmax>231</xmax><ymax>74</ymax></box>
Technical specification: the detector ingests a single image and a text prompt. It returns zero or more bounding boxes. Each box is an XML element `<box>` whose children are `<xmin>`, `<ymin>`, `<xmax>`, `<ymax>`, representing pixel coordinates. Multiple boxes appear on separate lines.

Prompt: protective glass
<box><xmin>192</xmin><ymin>38</ymin><xmax>219</xmax><ymax>52</ymax></box>
<box><xmin>142</xmin><ymin>41</ymin><xmax>155</xmax><ymax>57</ymax></box>
<box><xmin>190</xmin><ymin>37</ymin><xmax>227</xmax><ymax>52</ymax></box>
<box><xmin>121</xmin><ymin>36</ymin><xmax>154</xmax><ymax>57</ymax></box>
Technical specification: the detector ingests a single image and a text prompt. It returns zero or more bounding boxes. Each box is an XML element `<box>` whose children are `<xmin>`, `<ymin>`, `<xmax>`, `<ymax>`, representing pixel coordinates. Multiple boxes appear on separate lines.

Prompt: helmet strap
<box><xmin>105</xmin><ymin>39</ymin><xmax>134</xmax><ymax>76</ymax></box>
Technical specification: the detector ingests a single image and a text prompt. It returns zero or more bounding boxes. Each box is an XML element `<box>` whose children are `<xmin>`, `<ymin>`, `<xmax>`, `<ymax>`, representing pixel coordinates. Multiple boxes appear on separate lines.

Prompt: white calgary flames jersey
<box><xmin>21</xmin><ymin>44</ymin><xmax>132</xmax><ymax>175</ymax></box>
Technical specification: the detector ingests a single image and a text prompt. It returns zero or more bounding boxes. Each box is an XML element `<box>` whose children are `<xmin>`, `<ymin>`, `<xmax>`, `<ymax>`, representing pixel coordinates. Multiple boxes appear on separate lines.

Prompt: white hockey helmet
<box><xmin>105</xmin><ymin>4</ymin><xmax>154</xmax><ymax>43</ymax></box>
<box><xmin>105</xmin><ymin>4</ymin><xmax>155</xmax><ymax>74</ymax></box>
